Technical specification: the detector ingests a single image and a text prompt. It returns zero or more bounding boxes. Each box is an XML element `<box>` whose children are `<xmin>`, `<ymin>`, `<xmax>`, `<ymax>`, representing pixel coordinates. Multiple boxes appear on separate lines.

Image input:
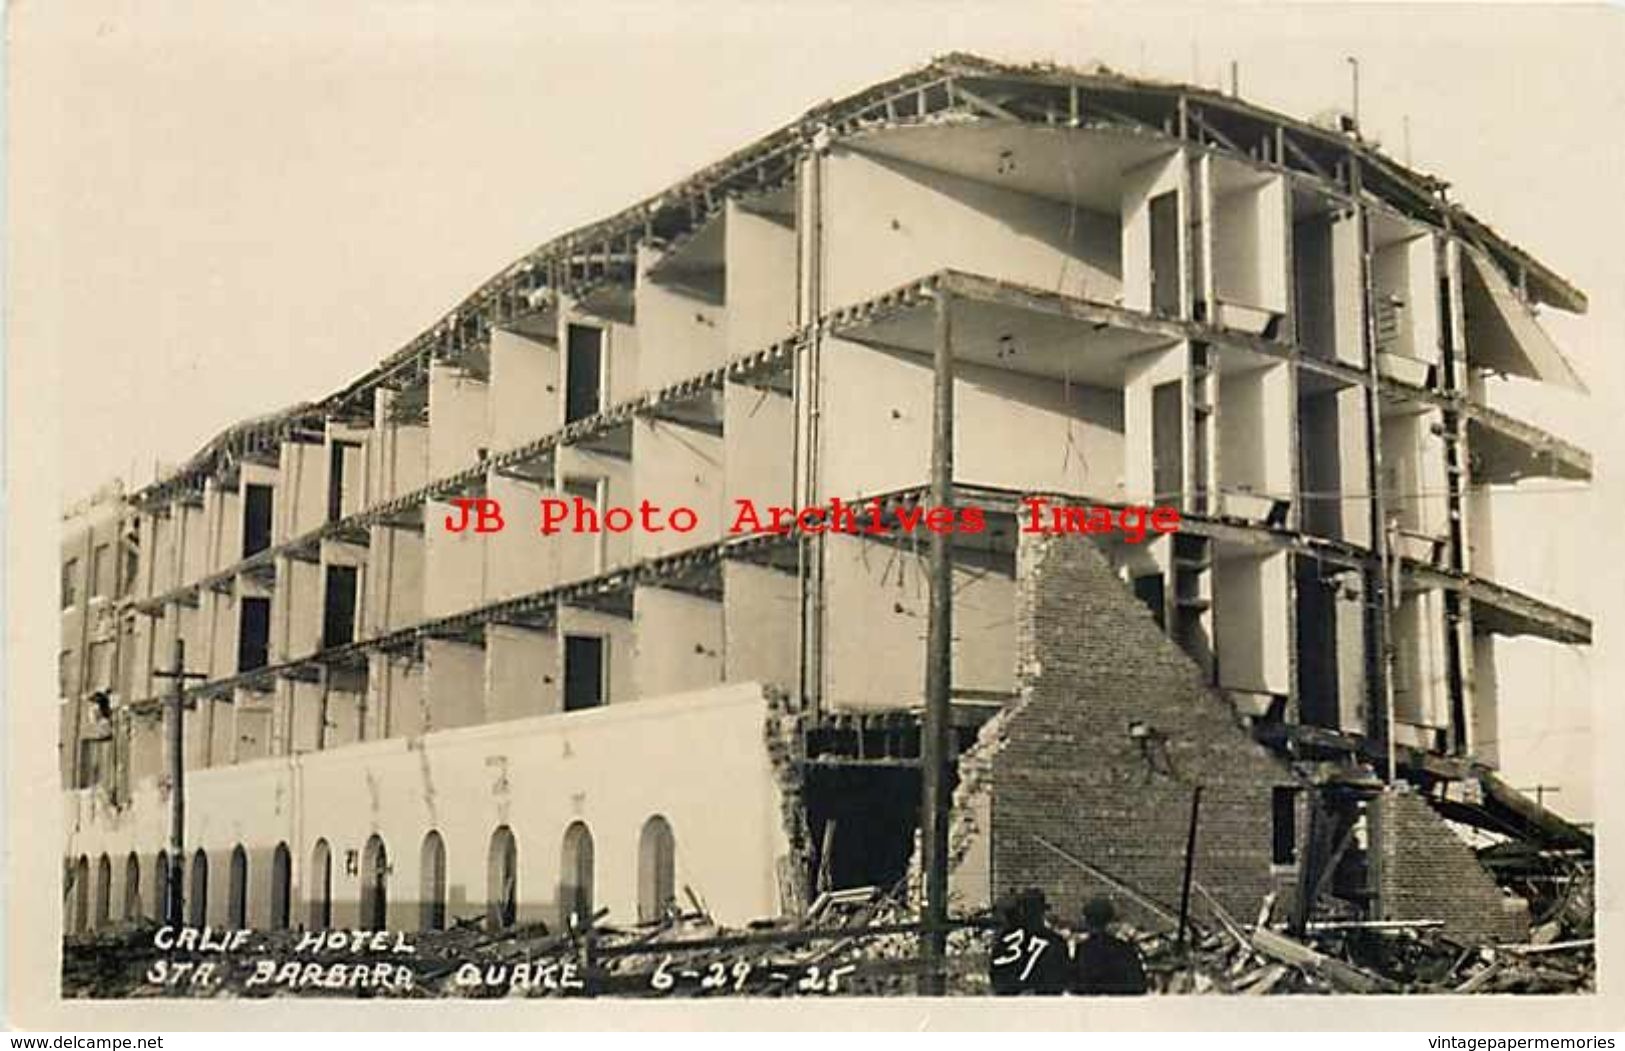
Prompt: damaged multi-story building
<box><xmin>61</xmin><ymin>54</ymin><xmax>1593</xmax><ymax>951</ymax></box>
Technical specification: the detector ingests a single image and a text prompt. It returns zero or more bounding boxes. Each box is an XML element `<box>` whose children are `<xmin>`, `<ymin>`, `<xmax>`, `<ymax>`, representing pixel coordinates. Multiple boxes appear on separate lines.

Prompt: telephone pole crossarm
<box><xmin>152</xmin><ymin>639</ymin><xmax>207</xmax><ymax>927</ymax></box>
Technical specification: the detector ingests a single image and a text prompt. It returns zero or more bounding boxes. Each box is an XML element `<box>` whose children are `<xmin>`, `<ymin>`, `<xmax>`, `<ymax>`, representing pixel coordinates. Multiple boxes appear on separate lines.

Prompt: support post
<box><xmin>317</xmin><ymin>663</ymin><xmax>331</xmax><ymax>751</ymax></box>
<box><xmin>918</xmin><ymin>289</ymin><xmax>955</xmax><ymax>995</ymax></box>
<box><xmin>153</xmin><ymin>638</ymin><xmax>204</xmax><ymax>926</ymax></box>
<box><xmin>1176</xmin><ymin>785</ymin><xmax>1204</xmax><ymax>949</ymax></box>
<box><xmin>168</xmin><ymin>642</ymin><xmax>185</xmax><ymax>926</ymax></box>
<box><xmin>1351</xmin><ymin>157</ymin><xmax>1397</xmax><ymax>787</ymax></box>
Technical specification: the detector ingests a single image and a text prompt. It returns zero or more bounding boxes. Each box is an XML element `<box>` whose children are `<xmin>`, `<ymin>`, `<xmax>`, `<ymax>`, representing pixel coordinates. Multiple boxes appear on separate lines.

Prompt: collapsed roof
<box><xmin>131</xmin><ymin>51</ymin><xmax>1588</xmax><ymax>506</ymax></box>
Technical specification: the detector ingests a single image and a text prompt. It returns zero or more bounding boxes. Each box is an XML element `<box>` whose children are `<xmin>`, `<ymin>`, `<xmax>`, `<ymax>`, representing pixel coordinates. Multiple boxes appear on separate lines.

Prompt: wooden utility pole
<box><xmin>1176</xmin><ymin>785</ymin><xmax>1204</xmax><ymax>950</ymax></box>
<box><xmin>918</xmin><ymin>289</ymin><xmax>955</xmax><ymax>995</ymax></box>
<box><xmin>153</xmin><ymin>638</ymin><xmax>205</xmax><ymax>926</ymax></box>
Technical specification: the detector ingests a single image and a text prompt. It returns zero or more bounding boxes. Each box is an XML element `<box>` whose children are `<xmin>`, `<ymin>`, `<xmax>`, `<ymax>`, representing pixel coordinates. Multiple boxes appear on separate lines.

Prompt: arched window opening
<box><xmin>637</xmin><ymin>816</ymin><xmax>676</xmax><ymax>923</ymax></box>
<box><xmin>71</xmin><ymin>856</ymin><xmax>89</xmax><ymax>935</ymax></box>
<box><xmin>486</xmin><ymin>826</ymin><xmax>518</xmax><ymax>930</ymax></box>
<box><xmin>559</xmin><ymin>822</ymin><xmax>594</xmax><ymax>931</ymax></box>
<box><xmin>153</xmin><ymin>850</ymin><xmax>170</xmax><ymax>923</ymax></box>
<box><xmin>308</xmin><ymin>840</ymin><xmax>332</xmax><ymax>929</ymax></box>
<box><xmin>420</xmin><ymin>831</ymin><xmax>447</xmax><ymax>931</ymax></box>
<box><xmin>228</xmin><ymin>846</ymin><xmax>249</xmax><ymax>928</ymax></box>
<box><xmin>94</xmin><ymin>854</ymin><xmax>112</xmax><ymax>930</ymax></box>
<box><xmin>270</xmin><ymin>843</ymin><xmax>292</xmax><ymax>930</ymax></box>
<box><xmin>189</xmin><ymin>850</ymin><xmax>209</xmax><ymax>927</ymax></box>
<box><xmin>360</xmin><ymin>834</ymin><xmax>388</xmax><ymax>929</ymax></box>
<box><xmin>123</xmin><ymin>852</ymin><xmax>142</xmax><ymax>921</ymax></box>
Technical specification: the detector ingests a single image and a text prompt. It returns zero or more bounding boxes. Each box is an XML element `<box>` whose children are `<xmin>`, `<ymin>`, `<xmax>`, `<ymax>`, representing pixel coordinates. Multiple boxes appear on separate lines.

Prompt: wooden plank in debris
<box><xmin>1240</xmin><ymin>964</ymin><xmax>1289</xmax><ymax>995</ymax></box>
<box><xmin>1255</xmin><ymin>891</ymin><xmax>1276</xmax><ymax>930</ymax></box>
<box><xmin>1250</xmin><ymin>926</ymin><xmax>1396</xmax><ymax>994</ymax></box>
<box><xmin>1191</xmin><ymin>881</ymin><xmax>1251</xmax><ymax>954</ymax></box>
<box><xmin>1497</xmin><ymin>938</ymin><xmax>1594</xmax><ymax>955</ymax></box>
<box><xmin>1306</xmin><ymin>919</ymin><xmax>1445</xmax><ymax>933</ymax></box>
<box><xmin>589</xmin><ymin>917</ymin><xmax>989</xmax><ymax>959</ymax></box>
<box><xmin>1454</xmin><ymin>961</ymin><xmax>1503</xmax><ymax>993</ymax></box>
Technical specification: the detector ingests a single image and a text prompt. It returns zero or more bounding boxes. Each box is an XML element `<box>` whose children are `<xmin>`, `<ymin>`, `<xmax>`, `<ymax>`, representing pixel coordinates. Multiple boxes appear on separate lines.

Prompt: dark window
<box><xmin>238</xmin><ymin>597</ymin><xmax>271</xmax><ymax>672</ymax></box>
<box><xmin>270</xmin><ymin>843</ymin><xmax>292</xmax><ymax>930</ymax></box>
<box><xmin>327</xmin><ymin>442</ymin><xmax>360</xmax><ymax>523</ymax></box>
<box><xmin>124</xmin><ymin>852</ymin><xmax>142</xmax><ymax>922</ymax></box>
<box><xmin>243</xmin><ymin>485</ymin><xmax>274</xmax><ymax>557</ymax></box>
<box><xmin>1294</xmin><ymin>559</ymin><xmax>1341</xmax><ymax>730</ymax></box>
<box><xmin>360</xmin><ymin>835</ymin><xmax>388</xmax><ymax>929</ymax></box>
<box><xmin>486</xmin><ymin>826</ymin><xmax>518</xmax><ymax>930</ymax></box>
<box><xmin>228</xmin><ymin>846</ymin><xmax>248</xmax><ymax>927</ymax></box>
<box><xmin>61</xmin><ymin>558</ymin><xmax>80</xmax><ymax>609</ymax></box>
<box><xmin>1152</xmin><ymin>380</ymin><xmax>1184</xmax><ymax>503</ymax></box>
<box><xmin>1272</xmin><ymin>787</ymin><xmax>1299</xmax><ymax>865</ymax></box>
<box><xmin>560</xmin><ymin>822</ymin><xmax>594</xmax><ymax>929</ymax></box>
<box><xmin>154</xmin><ymin>850</ymin><xmax>171</xmax><ymax>924</ymax></box>
<box><xmin>638</xmin><ymin>816</ymin><xmax>676</xmax><ymax>923</ymax></box>
<box><xmin>565</xmin><ymin>324</ymin><xmax>604</xmax><ymax>423</ymax></box>
<box><xmin>1149</xmin><ymin>190</ymin><xmax>1181</xmax><ymax>315</ymax></box>
<box><xmin>71</xmin><ymin>856</ymin><xmax>89</xmax><ymax>934</ymax></box>
<box><xmin>308</xmin><ymin>840</ymin><xmax>332</xmax><ymax>929</ymax></box>
<box><xmin>189</xmin><ymin>850</ymin><xmax>209</xmax><ymax>927</ymax></box>
<box><xmin>95</xmin><ymin>854</ymin><xmax>112</xmax><ymax>929</ymax></box>
<box><xmin>564</xmin><ymin>635</ymin><xmax>605</xmax><ymax>712</ymax></box>
<box><xmin>1132</xmin><ymin>573</ymin><xmax>1166</xmax><ymax>632</ymax></box>
<box><xmin>1437</xmin><ymin>273</ymin><xmax>1457</xmax><ymax>388</ymax></box>
<box><xmin>421</xmin><ymin>832</ymin><xmax>447</xmax><ymax>932</ymax></box>
<box><xmin>322</xmin><ymin>565</ymin><xmax>359</xmax><ymax>648</ymax></box>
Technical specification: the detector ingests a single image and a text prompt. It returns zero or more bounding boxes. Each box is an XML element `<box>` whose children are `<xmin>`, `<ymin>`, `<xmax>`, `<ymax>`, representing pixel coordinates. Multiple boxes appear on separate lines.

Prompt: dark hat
<box><xmin>1081</xmin><ymin>895</ymin><xmax>1115</xmax><ymax>929</ymax></box>
<box><xmin>1016</xmin><ymin>887</ymin><xmax>1048</xmax><ymax>925</ymax></box>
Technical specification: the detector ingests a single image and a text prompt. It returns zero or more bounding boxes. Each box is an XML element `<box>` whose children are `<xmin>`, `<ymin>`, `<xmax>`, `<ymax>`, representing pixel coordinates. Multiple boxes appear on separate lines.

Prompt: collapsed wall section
<box><xmin>967</xmin><ymin>531</ymin><xmax>1305</xmax><ymax>926</ymax></box>
<box><xmin>1372</xmin><ymin>788</ymin><xmax>1529</xmax><ymax>945</ymax></box>
<box><xmin>947</xmin><ymin>530</ymin><xmax>1531</xmax><ymax>947</ymax></box>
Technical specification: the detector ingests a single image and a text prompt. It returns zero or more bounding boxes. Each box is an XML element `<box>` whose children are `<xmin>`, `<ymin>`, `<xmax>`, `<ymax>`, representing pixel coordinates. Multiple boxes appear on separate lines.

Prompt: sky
<box><xmin>11</xmin><ymin>0</ymin><xmax>1621</xmax><ymax>819</ymax></box>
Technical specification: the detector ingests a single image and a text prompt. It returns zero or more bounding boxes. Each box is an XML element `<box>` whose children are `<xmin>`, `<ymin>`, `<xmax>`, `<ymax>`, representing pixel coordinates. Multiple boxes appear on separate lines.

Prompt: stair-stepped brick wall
<box><xmin>1373</xmin><ymin>788</ymin><xmax>1529</xmax><ymax>945</ymax></box>
<box><xmin>952</xmin><ymin>531</ymin><xmax>1530</xmax><ymax>947</ymax></box>
<box><xmin>982</xmin><ymin>532</ymin><xmax>1304</xmax><ymax>929</ymax></box>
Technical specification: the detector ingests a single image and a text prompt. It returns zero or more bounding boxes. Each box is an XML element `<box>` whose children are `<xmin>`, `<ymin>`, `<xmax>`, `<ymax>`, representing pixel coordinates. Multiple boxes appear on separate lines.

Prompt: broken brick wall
<box><xmin>1373</xmin><ymin>788</ymin><xmax>1529</xmax><ymax>945</ymax></box>
<box><xmin>764</xmin><ymin>686</ymin><xmax>813</xmax><ymax>916</ymax></box>
<box><xmin>981</xmin><ymin>532</ymin><xmax>1304</xmax><ymax>928</ymax></box>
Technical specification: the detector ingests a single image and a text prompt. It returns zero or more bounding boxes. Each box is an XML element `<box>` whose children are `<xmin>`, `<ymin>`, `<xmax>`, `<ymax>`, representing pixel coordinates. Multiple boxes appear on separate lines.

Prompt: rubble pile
<box><xmin>61</xmin><ymin>887</ymin><xmax>1595</xmax><ymax>998</ymax></box>
<box><xmin>1128</xmin><ymin>916</ymin><xmax>1594</xmax><ymax>996</ymax></box>
<box><xmin>583</xmin><ymin>885</ymin><xmax>988</xmax><ymax>997</ymax></box>
<box><xmin>61</xmin><ymin>921</ymin><xmax>167</xmax><ymax>999</ymax></box>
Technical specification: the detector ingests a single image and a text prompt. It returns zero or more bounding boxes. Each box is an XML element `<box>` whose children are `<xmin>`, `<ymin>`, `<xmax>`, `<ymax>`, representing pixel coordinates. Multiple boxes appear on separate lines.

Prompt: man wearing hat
<box><xmin>988</xmin><ymin>888</ymin><xmax>1069</xmax><ymax>995</ymax></box>
<box><xmin>1071</xmin><ymin>896</ymin><xmax>1148</xmax><ymax>995</ymax></box>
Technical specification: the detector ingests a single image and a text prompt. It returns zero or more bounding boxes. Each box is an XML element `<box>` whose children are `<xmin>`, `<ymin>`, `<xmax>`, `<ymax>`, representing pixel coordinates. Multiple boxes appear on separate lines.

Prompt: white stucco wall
<box><xmin>818</xmin><ymin>337</ymin><xmax>1124</xmax><ymax>502</ymax></box>
<box><xmin>821</xmin><ymin>533</ymin><xmax>1016</xmax><ymax>710</ymax></box>
<box><xmin>427</xmin><ymin>363</ymin><xmax>490</xmax><ymax>480</ymax></box>
<box><xmin>63</xmin><ymin>684</ymin><xmax>789</xmax><ymax>931</ymax></box>
<box><xmin>631</xmin><ymin>418</ymin><xmax>724</xmax><ymax>559</ymax></box>
<box><xmin>634</xmin><ymin>244</ymin><xmax>727</xmax><ymax>392</ymax></box>
<box><xmin>488</xmin><ymin>328</ymin><xmax>559</xmax><ymax>453</ymax></box>
<box><xmin>725</xmin><ymin>200</ymin><xmax>797</xmax><ymax>355</ymax></box>
<box><xmin>821</xmin><ymin>148</ymin><xmax>1121</xmax><ymax>313</ymax></box>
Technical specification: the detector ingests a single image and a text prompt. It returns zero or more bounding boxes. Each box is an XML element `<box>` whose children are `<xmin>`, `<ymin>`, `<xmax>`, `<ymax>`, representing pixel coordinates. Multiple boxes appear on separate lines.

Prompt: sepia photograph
<box><xmin>8</xmin><ymin>0</ymin><xmax>1622</xmax><ymax>1034</ymax></box>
